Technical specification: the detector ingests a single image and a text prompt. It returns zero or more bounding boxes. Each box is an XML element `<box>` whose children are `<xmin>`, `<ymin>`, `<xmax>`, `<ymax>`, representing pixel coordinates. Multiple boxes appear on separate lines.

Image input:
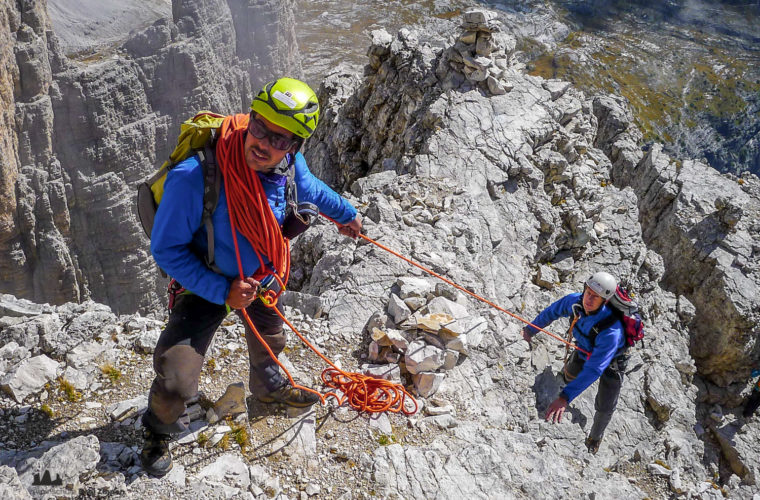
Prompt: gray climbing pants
<box><xmin>142</xmin><ymin>291</ymin><xmax>287</xmax><ymax>435</ymax></box>
<box><xmin>563</xmin><ymin>350</ymin><xmax>626</xmax><ymax>440</ymax></box>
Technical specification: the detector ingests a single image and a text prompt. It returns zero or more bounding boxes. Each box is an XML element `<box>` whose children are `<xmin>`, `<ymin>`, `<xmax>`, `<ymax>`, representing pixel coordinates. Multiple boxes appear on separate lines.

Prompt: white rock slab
<box><xmin>1</xmin><ymin>355</ymin><xmax>60</xmax><ymax>402</ymax></box>
<box><xmin>412</xmin><ymin>372</ymin><xmax>446</xmax><ymax>397</ymax></box>
<box><xmin>387</xmin><ymin>294</ymin><xmax>411</xmax><ymax>325</ymax></box>
<box><xmin>404</xmin><ymin>340</ymin><xmax>445</xmax><ymax>375</ymax></box>
<box><xmin>197</xmin><ymin>453</ymin><xmax>251</xmax><ymax>489</ymax></box>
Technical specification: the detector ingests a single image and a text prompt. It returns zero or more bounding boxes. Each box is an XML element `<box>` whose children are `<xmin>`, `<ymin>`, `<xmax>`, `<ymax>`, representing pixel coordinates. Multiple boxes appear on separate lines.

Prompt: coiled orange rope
<box><xmin>216</xmin><ymin>115</ymin><xmax>417</xmax><ymax>415</ymax></box>
<box><xmin>216</xmin><ymin>114</ymin><xmax>289</xmax><ymax>290</ymax></box>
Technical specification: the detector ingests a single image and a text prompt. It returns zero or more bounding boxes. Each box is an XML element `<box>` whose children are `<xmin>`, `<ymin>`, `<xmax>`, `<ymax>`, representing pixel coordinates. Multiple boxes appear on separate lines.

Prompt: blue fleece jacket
<box><xmin>150</xmin><ymin>152</ymin><xmax>357</xmax><ymax>305</ymax></box>
<box><xmin>524</xmin><ymin>292</ymin><xmax>624</xmax><ymax>402</ymax></box>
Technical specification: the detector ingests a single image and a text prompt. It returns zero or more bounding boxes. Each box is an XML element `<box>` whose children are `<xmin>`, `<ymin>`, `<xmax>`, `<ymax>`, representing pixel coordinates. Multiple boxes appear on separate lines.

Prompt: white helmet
<box><xmin>585</xmin><ymin>271</ymin><xmax>617</xmax><ymax>300</ymax></box>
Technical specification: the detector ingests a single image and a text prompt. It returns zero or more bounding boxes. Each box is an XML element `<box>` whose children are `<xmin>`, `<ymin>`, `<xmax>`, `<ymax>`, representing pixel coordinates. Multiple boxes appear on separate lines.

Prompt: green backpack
<box><xmin>136</xmin><ymin>111</ymin><xmax>225</xmax><ymax>272</ymax></box>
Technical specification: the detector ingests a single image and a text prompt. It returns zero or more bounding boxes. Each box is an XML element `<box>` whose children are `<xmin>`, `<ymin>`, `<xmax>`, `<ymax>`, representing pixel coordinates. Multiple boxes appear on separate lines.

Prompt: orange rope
<box><xmin>321</xmin><ymin>215</ymin><xmax>591</xmax><ymax>357</ymax></box>
<box><xmin>564</xmin><ymin>315</ymin><xmax>580</xmax><ymax>364</ymax></box>
<box><xmin>275</xmin><ymin>308</ymin><xmax>417</xmax><ymax>415</ymax></box>
<box><xmin>216</xmin><ymin>115</ymin><xmax>417</xmax><ymax>415</ymax></box>
<box><xmin>217</xmin><ymin>114</ymin><xmax>289</xmax><ymax>288</ymax></box>
<box><xmin>234</xmin><ymin>306</ymin><xmax>417</xmax><ymax>415</ymax></box>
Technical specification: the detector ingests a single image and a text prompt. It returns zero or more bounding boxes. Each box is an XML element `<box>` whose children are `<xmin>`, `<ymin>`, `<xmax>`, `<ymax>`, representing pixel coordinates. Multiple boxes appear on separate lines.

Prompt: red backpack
<box><xmin>609</xmin><ymin>287</ymin><xmax>644</xmax><ymax>347</ymax></box>
<box><xmin>591</xmin><ymin>286</ymin><xmax>645</xmax><ymax>348</ymax></box>
<box><xmin>582</xmin><ymin>286</ymin><xmax>645</xmax><ymax>350</ymax></box>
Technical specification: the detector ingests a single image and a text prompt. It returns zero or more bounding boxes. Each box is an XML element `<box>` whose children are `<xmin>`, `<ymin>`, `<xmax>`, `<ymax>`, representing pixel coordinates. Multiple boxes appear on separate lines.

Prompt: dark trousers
<box><xmin>143</xmin><ymin>292</ymin><xmax>287</xmax><ymax>434</ymax></box>
<box><xmin>743</xmin><ymin>390</ymin><xmax>760</xmax><ymax>418</ymax></box>
<box><xmin>563</xmin><ymin>350</ymin><xmax>625</xmax><ymax>440</ymax></box>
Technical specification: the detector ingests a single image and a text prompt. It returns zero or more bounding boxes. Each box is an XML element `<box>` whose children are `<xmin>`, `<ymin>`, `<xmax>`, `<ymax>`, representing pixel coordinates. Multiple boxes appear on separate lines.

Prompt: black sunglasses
<box><xmin>247</xmin><ymin>115</ymin><xmax>299</xmax><ymax>151</ymax></box>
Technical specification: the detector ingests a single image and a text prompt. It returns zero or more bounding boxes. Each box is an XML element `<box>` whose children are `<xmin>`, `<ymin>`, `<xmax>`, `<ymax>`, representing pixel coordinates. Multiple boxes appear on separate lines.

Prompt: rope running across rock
<box><xmin>319</xmin><ymin>214</ymin><xmax>591</xmax><ymax>357</ymax></box>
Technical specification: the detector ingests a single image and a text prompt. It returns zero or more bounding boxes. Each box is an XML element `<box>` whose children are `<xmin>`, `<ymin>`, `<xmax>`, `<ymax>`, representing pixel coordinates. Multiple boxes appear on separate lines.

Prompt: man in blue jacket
<box><xmin>522</xmin><ymin>271</ymin><xmax>625</xmax><ymax>454</ymax></box>
<box><xmin>140</xmin><ymin>78</ymin><xmax>362</xmax><ymax>476</ymax></box>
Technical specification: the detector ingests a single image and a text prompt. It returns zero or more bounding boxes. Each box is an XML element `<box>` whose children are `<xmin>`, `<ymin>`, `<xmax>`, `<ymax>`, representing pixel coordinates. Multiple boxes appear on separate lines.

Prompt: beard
<box><xmin>246</xmin><ymin>144</ymin><xmax>275</xmax><ymax>171</ymax></box>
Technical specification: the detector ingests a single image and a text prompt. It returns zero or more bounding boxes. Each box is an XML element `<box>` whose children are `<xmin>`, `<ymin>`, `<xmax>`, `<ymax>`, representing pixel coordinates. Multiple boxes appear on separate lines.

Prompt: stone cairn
<box><xmin>360</xmin><ymin>277</ymin><xmax>487</xmax><ymax>398</ymax></box>
<box><xmin>445</xmin><ymin>9</ymin><xmax>517</xmax><ymax>95</ymax></box>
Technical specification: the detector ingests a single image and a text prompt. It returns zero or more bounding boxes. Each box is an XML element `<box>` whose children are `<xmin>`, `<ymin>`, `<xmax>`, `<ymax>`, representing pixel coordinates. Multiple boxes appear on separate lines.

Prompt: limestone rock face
<box><xmin>0</xmin><ymin>466</ymin><xmax>31</xmax><ymax>500</ymax></box>
<box><xmin>1</xmin><ymin>0</ymin><xmax>300</xmax><ymax>314</ymax></box>
<box><xmin>595</xmin><ymin>95</ymin><xmax>760</xmax><ymax>388</ymax></box>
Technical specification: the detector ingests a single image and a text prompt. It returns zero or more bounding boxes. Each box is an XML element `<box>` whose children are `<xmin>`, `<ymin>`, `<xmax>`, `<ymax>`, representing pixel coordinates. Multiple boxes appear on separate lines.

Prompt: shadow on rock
<box><xmin>531</xmin><ymin>366</ymin><xmax>588</xmax><ymax>428</ymax></box>
<box><xmin>531</xmin><ymin>367</ymin><xmax>563</xmax><ymax>410</ymax></box>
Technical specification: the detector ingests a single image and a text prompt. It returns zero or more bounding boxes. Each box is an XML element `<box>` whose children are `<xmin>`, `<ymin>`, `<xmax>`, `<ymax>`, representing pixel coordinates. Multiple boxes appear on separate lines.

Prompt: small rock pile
<box><xmin>443</xmin><ymin>9</ymin><xmax>517</xmax><ymax>95</ymax></box>
<box><xmin>361</xmin><ymin>277</ymin><xmax>487</xmax><ymax>398</ymax></box>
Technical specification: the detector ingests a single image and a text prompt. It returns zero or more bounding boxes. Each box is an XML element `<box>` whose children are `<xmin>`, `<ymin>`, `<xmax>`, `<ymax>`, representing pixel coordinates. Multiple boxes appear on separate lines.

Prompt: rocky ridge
<box><xmin>2</xmin><ymin>6</ymin><xmax>760</xmax><ymax>500</ymax></box>
<box><xmin>294</xmin><ymin>0</ymin><xmax>760</xmax><ymax>176</ymax></box>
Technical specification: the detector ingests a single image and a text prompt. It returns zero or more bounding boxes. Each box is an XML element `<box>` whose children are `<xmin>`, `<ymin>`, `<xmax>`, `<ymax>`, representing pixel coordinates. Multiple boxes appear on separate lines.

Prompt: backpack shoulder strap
<box><xmin>571</xmin><ymin>300</ymin><xmax>583</xmax><ymax>319</ymax></box>
<box><xmin>588</xmin><ymin>312</ymin><xmax>621</xmax><ymax>348</ymax></box>
<box><xmin>196</xmin><ymin>130</ymin><xmax>222</xmax><ymax>274</ymax></box>
<box><xmin>284</xmin><ymin>153</ymin><xmax>298</xmax><ymax>209</ymax></box>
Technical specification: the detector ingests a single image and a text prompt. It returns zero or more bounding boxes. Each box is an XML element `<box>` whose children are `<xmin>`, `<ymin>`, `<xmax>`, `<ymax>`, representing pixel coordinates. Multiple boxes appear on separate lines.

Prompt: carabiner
<box><xmin>257</xmin><ymin>274</ymin><xmax>284</xmax><ymax>307</ymax></box>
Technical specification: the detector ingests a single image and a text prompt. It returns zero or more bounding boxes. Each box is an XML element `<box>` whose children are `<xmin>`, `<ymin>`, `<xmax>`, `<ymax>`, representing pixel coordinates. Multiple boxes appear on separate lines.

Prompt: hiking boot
<box><xmin>585</xmin><ymin>436</ymin><xmax>602</xmax><ymax>455</ymax></box>
<box><xmin>257</xmin><ymin>385</ymin><xmax>320</xmax><ymax>408</ymax></box>
<box><xmin>140</xmin><ymin>429</ymin><xmax>173</xmax><ymax>477</ymax></box>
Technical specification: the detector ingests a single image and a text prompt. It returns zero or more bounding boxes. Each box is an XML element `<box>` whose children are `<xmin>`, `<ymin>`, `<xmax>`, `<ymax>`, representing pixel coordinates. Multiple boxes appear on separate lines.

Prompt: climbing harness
<box><xmin>167</xmin><ymin>279</ymin><xmax>187</xmax><ymax>312</ymax></box>
<box><xmin>255</xmin><ymin>275</ymin><xmax>279</xmax><ymax>307</ymax></box>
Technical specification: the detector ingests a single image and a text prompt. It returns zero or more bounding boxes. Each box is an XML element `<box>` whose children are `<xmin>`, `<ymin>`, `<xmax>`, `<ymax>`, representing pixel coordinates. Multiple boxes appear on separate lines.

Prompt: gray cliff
<box><xmin>1</xmin><ymin>0</ymin><xmax>300</xmax><ymax>314</ymax></box>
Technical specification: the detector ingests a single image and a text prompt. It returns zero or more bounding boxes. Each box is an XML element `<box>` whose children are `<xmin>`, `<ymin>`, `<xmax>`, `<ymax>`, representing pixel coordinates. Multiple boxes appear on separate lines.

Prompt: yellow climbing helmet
<box><xmin>250</xmin><ymin>77</ymin><xmax>320</xmax><ymax>139</ymax></box>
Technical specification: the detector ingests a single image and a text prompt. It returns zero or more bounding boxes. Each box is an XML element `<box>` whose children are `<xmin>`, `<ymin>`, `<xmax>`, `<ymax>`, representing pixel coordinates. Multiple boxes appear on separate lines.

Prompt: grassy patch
<box><xmin>654</xmin><ymin>459</ymin><xmax>671</xmax><ymax>470</ymax></box>
<box><xmin>228</xmin><ymin>420</ymin><xmax>250</xmax><ymax>451</ymax></box>
<box><xmin>197</xmin><ymin>431</ymin><xmax>209</xmax><ymax>448</ymax></box>
<box><xmin>434</xmin><ymin>9</ymin><xmax>462</xmax><ymax>21</ymax></box>
<box><xmin>282</xmin><ymin>345</ymin><xmax>301</xmax><ymax>354</ymax></box>
<box><xmin>684</xmin><ymin>59</ymin><xmax>757</xmax><ymax>120</ymax></box>
<box><xmin>57</xmin><ymin>378</ymin><xmax>82</xmax><ymax>402</ymax></box>
<box><xmin>40</xmin><ymin>404</ymin><xmax>55</xmax><ymax>418</ymax></box>
<box><xmin>376</xmin><ymin>434</ymin><xmax>397</xmax><ymax>446</ymax></box>
<box><xmin>217</xmin><ymin>433</ymin><xmax>230</xmax><ymax>450</ymax></box>
<box><xmin>100</xmin><ymin>363</ymin><xmax>122</xmax><ymax>384</ymax></box>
